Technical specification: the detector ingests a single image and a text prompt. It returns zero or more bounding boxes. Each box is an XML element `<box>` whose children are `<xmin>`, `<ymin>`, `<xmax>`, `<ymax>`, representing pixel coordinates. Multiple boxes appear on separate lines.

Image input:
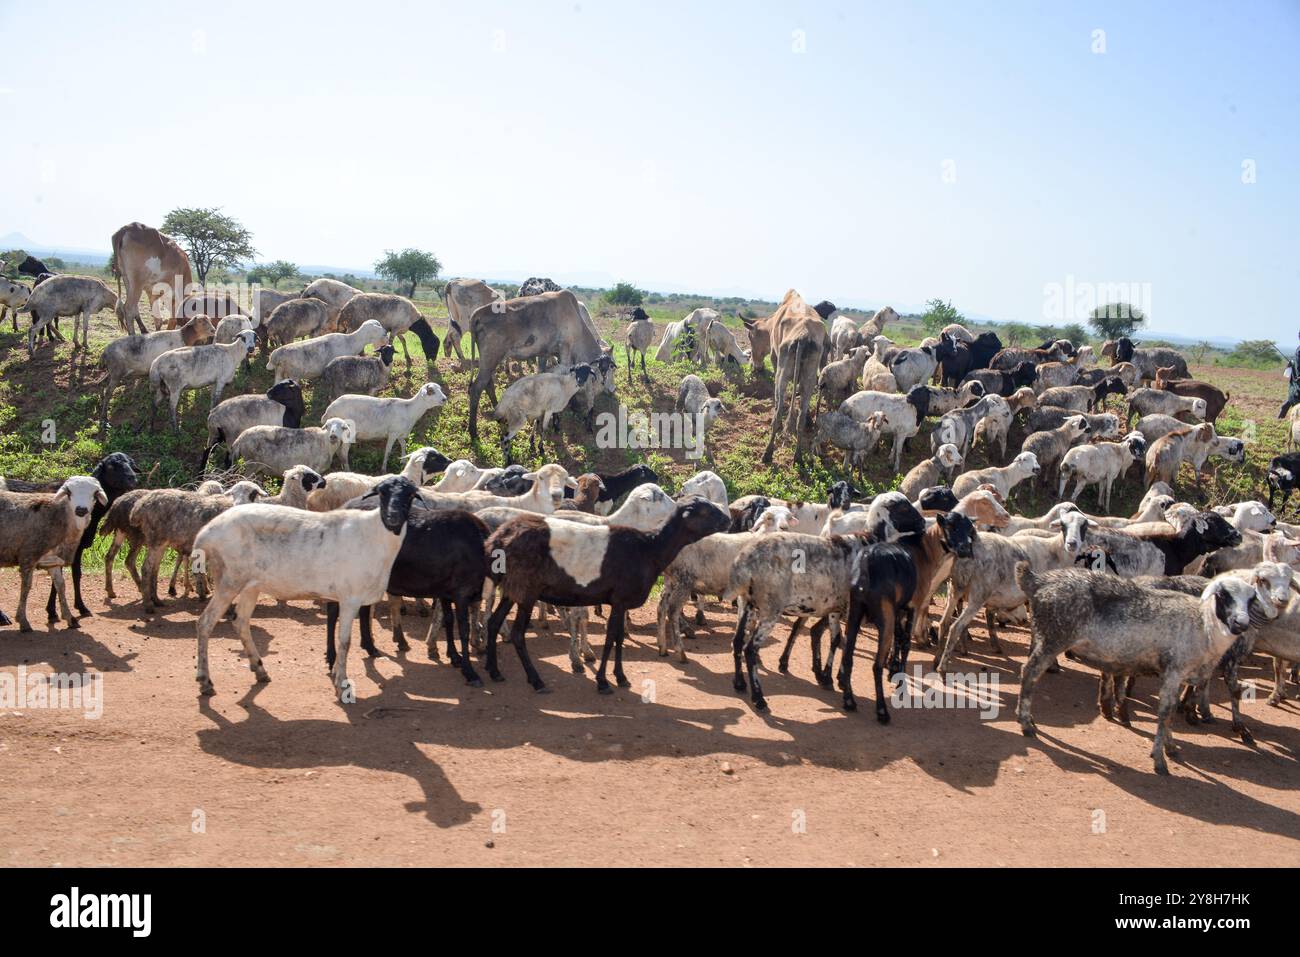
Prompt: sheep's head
<box><xmin>1052</xmin><ymin>510</ymin><xmax>1090</xmax><ymax>556</ymax></box>
<box><xmin>185</xmin><ymin>314</ymin><xmax>218</xmax><ymax>344</ymax></box>
<box><xmin>936</xmin><ymin>510</ymin><xmax>976</xmax><ymax>558</ymax></box>
<box><xmin>323</xmin><ymin>417</ymin><xmax>352</xmax><ymax>448</ymax></box>
<box><xmin>1013</xmin><ymin>451</ymin><xmax>1041</xmax><ymax>476</ymax></box>
<box><xmin>94</xmin><ymin>452</ymin><xmax>140</xmax><ymax>494</ymax></box>
<box><xmin>235</xmin><ymin>329</ymin><xmax>256</xmax><ymax>354</ymax></box>
<box><xmin>957</xmin><ymin>489</ymin><xmax>1010</xmax><ymax>530</ymax></box>
<box><xmin>1123</xmin><ymin>431</ymin><xmax>1147</xmax><ymax>460</ymax></box>
<box><xmin>417</xmin><ymin>382</ymin><xmax>448</xmax><ymax>408</ymax></box>
<box><xmin>365</xmin><ymin>476</ymin><xmax>421</xmax><ymax>536</ymax></box>
<box><xmin>1</xmin><ymin>280</ymin><xmax>29</xmax><ymax>307</ymax></box>
<box><xmin>1263</xmin><ymin>531</ymin><xmax>1300</xmax><ymax>566</ymax></box>
<box><xmin>1245</xmin><ymin>561</ymin><xmax>1296</xmax><ymax>622</ymax></box>
<box><xmin>404</xmin><ymin>447</ymin><xmax>452</xmax><ymax>483</ymax></box>
<box><xmin>55</xmin><ymin>476</ymin><xmax>108</xmax><ymax>519</ymax></box>
<box><xmin>285</xmin><ymin>466</ymin><xmax>326</xmax><ymax>495</ymax></box>
<box><xmin>701</xmin><ymin>398</ymin><xmax>726</xmax><ymax>426</ymax></box>
<box><xmin>524</xmin><ymin>463</ymin><xmax>576</xmax><ymax>505</ymax></box>
<box><xmin>1212</xmin><ymin>436</ymin><xmax>1245</xmax><ymax>464</ymax></box>
<box><xmin>1193</xmin><ymin>511</ymin><xmax>1242</xmax><ymax>549</ymax></box>
<box><xmin>936</xmin><ymin>443</ymin><xmax>963</xmax><ymax>471</ymax></box>
<box><xmin>827</xmin><ymin>480</ymin><xmax>863</xmax><ymax>510</ymax></box>
<box><xmin>228</xmin><ymin>480</ymin><xmax>268</xmax><ymax>504</ymax></box>
<box><xmin>916</xmin><ymin>485</ymin><xmax>959</xmax><ymax>514</ymax></box>
<box><xmin>1203</xmin><ymin>576</ymin><xmax>1255</xmax><ymax>637</ymax></box>
<box><xmin>753</xmin><ymin>505</ymin><xmax>798</xmax><ymax>534</ymax></box>
<box><xmin>672</xmin><ymin>497</ymin><xmax>732</xmax><ymax>540</ymax></box>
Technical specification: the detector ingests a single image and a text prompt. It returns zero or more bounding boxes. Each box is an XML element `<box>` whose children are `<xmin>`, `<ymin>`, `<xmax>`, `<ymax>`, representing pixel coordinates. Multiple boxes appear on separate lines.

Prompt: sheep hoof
<box><xmin>777</xmin><ymin>660</ymin><xmax>790</xmax><ymax>674</ymax></box>
<box><xmin>733</xmin><ymin>676</ymin><xmax>748</xmax><ymax>693</ymax></box>
<box><xmin>1153</xmin><ymin>761</ymin><xmax>1170</xmax><ymax>776</ymax></box>
<box><xmin>65</xmin><ymin>618</ymin><xmax>81</xmax><ymax>631</ymax></box>
<box><xmin>693</xmin><ymin>610</ymin><xmax>705</xmax><ymax>626</ymax></box>
<box><xmin>876</xmin><ymin>708</ymin><xmax>890</xmax><ymax>725</ymax></box>
<box><xmin>75</xmin><ymin>606</ymin><xmax>91</xmax><ymax>618</ymax></box>
<box><xmin>18</xmin><ymin>623</ymin><xmax>32</xmax><ymax>633</ymax></box>
<box><xmin>571</xmin><ymin>661</ymin><xmax>585</xmax><ymax>674</ymax></box>
<box><xmin>843</xmin><ymin>695</ymin><xmax>857</xmax><ymax>712</ymax></box>
<box><xmin>616</xmin><ymin>676</ymin><xmax>631</xmax><ymax>689</ymax></box>
<box><xmin>1020</xmin><ymin>721</ymin><xmax>1037</xmax><ymax>738</ymax></box>
<box><xmin>1235</xmin><ymin>726</ymin><xmax>1255</xmax><ymax>746</ymax></box>
<box><xmin>533</xmin><ymin>684</ymin><xmax>551</xmax><ymax>695</ymax></box>
<box><xmin>255</xmin><ymin>670</ymin><xmax>271</xmax><ymax>684</ymax></box>
<box><xmin>198</xmin><ymin>680</ymin><xmax>215</xmax><ymax>697</ymax></box>
<box><xmin>752</xmin><ymin>697</ymin><xmax>768</xmax><ymax>713</ymax></box>
<box><xmin>597</xmin><ymin>682</ymin><xmax>614</xmax><ymax>695</ymax></box>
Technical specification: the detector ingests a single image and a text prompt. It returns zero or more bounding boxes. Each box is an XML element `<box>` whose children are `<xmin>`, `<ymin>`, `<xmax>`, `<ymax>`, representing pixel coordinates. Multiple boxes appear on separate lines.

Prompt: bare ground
<box><xmin>0</xmin><ymin>578</ymin><xmax>1298</xmax><ymax>867</ymax></box>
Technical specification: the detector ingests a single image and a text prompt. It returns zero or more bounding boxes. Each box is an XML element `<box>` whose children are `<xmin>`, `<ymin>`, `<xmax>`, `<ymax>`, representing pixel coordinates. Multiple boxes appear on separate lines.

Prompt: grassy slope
<box><xmin>0</xmin><ymin>296</ymin><xmax>1289</xmax><ymax>570</ymax></box>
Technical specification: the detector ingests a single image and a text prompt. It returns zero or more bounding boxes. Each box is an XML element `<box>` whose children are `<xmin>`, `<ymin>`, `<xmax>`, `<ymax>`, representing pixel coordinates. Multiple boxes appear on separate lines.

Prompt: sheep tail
<box><xmin>1014</xmin><ymin>561</ymin><xmax>1036</xmax><ymax>599</ymax></box>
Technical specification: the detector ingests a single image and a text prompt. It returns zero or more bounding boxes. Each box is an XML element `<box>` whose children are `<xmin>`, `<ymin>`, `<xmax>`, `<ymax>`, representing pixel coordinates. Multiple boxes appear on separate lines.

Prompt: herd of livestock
<box><xmin>4</xmin><ymin>221</ymin><xmax>1300</xmax><ymax>776</ymax></box>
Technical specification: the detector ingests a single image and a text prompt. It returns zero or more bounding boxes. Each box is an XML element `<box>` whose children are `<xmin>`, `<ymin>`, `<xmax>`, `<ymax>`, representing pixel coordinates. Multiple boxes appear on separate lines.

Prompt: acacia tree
<box><xmin>1089</xmin><ymin>302</ymin><xmax>1146</xmax><ymax>340</ymax></box>
<box><xmin>161</xmin><ymin>207</ymin><xmax>257</xmax><ymax>284</ymax></box>
<box><xmin>254</xmin><ymin>260</ymin><xmax>299</xmax><ymax>288</ymax></box>
<box><xmin>920</xmin><ymin>298</ymin><xmax>962</xmax><ymax>335</ymax></box>
<box><xmin>375</xmin><ymin>248</ymin><xmax>441</xmax><ymax>297</ymax></box>
<box><xmin>606</xmin><ymin>281</ymin><xmax>644</xmax><ymax>307</ymax></box>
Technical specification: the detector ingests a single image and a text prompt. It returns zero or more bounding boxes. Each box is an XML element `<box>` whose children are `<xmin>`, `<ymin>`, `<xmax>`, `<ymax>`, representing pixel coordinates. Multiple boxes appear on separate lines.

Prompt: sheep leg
<box><xmin>233</xmin><ymin>590</ymin><xmax>269</xmax><ymax>684</ymax></box>
<box><xmin>640</xmin><ymin>350</ymin><xmax>648</xmax><ymax>382</ymax></box>
<box><xmin>483</xmin><ymin>597</ymin><xmax>513</xmax><ymax>683</ymax></box>
<box><xmin>195</xmin><ymin>584</ymin><xmax>241</xmax><ymax>696</ymax></box>
<box><xmin>731</xmin><ymin>602</ymin><xmax>750</xmax><ymax>693</ymax></box>
<box><xmin>890</xmin><ymin>608</ymin><xmax>915</xmax><ymax>678</ymax></box>
<box><xmin>871</xmin><ymin>605</ymin><xmax>896</xmax><ymax>723</ymax></box>
<box><xmin>103</xmin><ymin>536</ymin><xmax>124</xmax><ymax>600</ymax></box>
<box><xmin>503</xmin><ymin>601</ymin><xmax>546</xmax><ymax>692</ymax></box>
<box><xmin>47</xmin><ymin>568</ymin><xmax>77</xmax><ymax>630</ymax></box>
<box><xmin>167</xmin><ymin>554</ymin><xmax>182</xmax><ymax>598</ymax></box>
<box><xmin>608</xmin><ymin>603</ymin><xmax>632</xmax><ymax>690</ymax></box>
<box><xmin>141</xmin><ymin>548</ymin><xmax>166</xmax><ymax>613</ymax></box>
<box><xmin>123</xmin><ymin>541</ymin><xmax>143</xmax><ymax>592</ymax></box>
<box><xmin>99</xmin><ymin>374</ymin><xmax>118</xmax><ymax>437</ymax></box>
<box><xmin>837</xmin><ymin>604</ymin><xmax>865</xmax><ymax>713</ymax></box>
<box><xmin>656</xmin><ymin>587</ymin><xmax>688</xmax><ymax>662</ymax></box>
<box><xmin>778</xmin><ymin>616</ymin><xmax>806</xmax><ymax>676</ymax></box>
<box><xmin>1017</xmin><ymin>634</ymin><xmax>1071</xmax><ymax>738</ymax></box>
<box><xmin>12</xmin><ymin>566</ymin><xmax>37</xmax><ymax>632</ymax></box>
<box><xmin>742</xmin><ymin>614</ymin><xmax>772</xmax><ymax>712</ymax></box>
<box><xmin>934</xmin><ymin>591</ymin><xmax>983</xmax><ymax>673</ymax></box>
<box><xmin>380</xmin><ymin>435</ymin><xmax>398</xmax><ymax>474</ymax></box>
<box><xmin>389</xmin><ymin>595</ymin><xmax>410</xmax><ymax>653</ymax></box>
<box><xmin>1150</xmin><ymin>671</ymin><xmax>1184</xmax><ymax>775</ymax></box>
<box><xmin>984</xmin><ymin>607</ymin><xmax>1004</xmax><ymax>654</ymax></box>
<box><xmin>452</xmin><ymin>600</ymin><xmax>482</xmax><ymax>686</ymax></box>
<box><xmin>329</xmin><ymin>600</ymin><xmax>364</xmax><ymax>702</ymax></box>
<box><xmin>1222</xmin><ymin>660</ymin><xmax>1255</xmax><ymax>745</ymax></box>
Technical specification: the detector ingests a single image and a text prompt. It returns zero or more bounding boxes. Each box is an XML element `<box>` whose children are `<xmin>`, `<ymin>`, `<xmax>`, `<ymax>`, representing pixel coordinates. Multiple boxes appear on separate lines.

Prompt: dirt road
<box><xmin>1</xmin><ymin>579</ymin><xmax>1297</xmax><ymax>867</ymax></box>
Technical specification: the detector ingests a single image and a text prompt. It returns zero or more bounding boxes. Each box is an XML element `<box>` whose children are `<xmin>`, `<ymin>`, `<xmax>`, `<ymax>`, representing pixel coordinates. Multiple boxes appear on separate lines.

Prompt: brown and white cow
<box><xmin>110</xmin><ymin>222</ymin><xmax>193</xmax><ymax>334</ymax></box>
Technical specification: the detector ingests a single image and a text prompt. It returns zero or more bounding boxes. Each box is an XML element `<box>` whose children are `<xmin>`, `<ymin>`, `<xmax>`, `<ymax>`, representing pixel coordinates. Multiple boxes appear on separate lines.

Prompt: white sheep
<box><xmin>323</xmin><ymin>383</ymin><xmax>448</xmax><ymax>472</ymax></box>
<box><xmin>838</xmin><ymin>390</ymin><xmax>921</xmax><ymax>471</ymax></box>
<box><xmin>680</xmin><ymin>470</ymin><xmax>728</xmax><ymax>506</ymax></box>
<box><xmin>1057</xmin><ymin>432</ymin><xmax>1148</xmax><ymax>512</ymax></box>
<box><xmin>899</xmin><ymin>444</ymin><xmax>964</xmax><ymax>501</ymax></box>
<box><xmin>213</xmin><ymin>313</ymin><xmax>261</xmax><ymax>344</ymax></box>
<box><xmin>951</xmin><ymin>451</ymin><xmax>1040</xmax><ymax>500</ymax></box>
<box><xmin>149</xmin><ymin>330</ymin><xmax>256</xmax><ymax>430</ymax></box>
<box><xmin>230</xmin><ymin>418</ymin><xmax>352</xmax><ymax>478</ymax></box>
<box><xmin>306</xmin><ymin>448</ymin><xmax>449</xmax><ymax>511</ymax></box>
<box><xmin>193</xmin><ymin>477</ymin><xmax>422</xmax><ymax>701</ymax></box>
<box><xmin>266</xmin><ymin>318</ymin><xmax>388</xmax><ymax>382</ymax></box>
<box><xmin>489</xmin><ymin>365</ymin><xmax>594</xmax><ymax>460</ymax></box>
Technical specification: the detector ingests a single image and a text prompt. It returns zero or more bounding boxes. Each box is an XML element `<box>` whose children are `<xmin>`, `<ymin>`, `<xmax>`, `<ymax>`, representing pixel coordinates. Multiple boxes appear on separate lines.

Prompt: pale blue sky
<box><xmin>2</xmin><ymin>0</ymin><xmax>1297</xmax><ymax>340</ymax></box>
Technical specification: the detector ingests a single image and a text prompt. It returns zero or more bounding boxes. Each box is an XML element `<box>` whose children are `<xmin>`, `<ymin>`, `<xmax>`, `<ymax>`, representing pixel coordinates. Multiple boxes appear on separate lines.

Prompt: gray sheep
<box><xmin>319</xmin><ymin>344</ymin><xmax>396</xmax><ymax>403</ymax></box>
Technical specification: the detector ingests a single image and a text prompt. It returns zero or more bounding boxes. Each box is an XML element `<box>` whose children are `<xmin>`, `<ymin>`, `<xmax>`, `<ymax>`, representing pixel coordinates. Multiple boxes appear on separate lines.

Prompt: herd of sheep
<box><xmin>4</xmin><ymin>261</ymin><xmax>1300</xmax><ymax>778</ymax></box>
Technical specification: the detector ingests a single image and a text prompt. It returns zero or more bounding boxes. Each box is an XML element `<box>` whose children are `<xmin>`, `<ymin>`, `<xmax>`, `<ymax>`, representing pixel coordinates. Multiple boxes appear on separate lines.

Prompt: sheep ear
<box><xmin>95</xmin><ymin>487</ymin><xmax>108</xmax><ymax>506</ymax></box>
<box><xmin>521</xmin><ymin>471</ymin><xmax>539</xmax><ymax>480</ymax></box>
<box><xmin>565</xmin><ymin>477</ymin><xmax>579</xmax><ymax>489</ymax></box>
